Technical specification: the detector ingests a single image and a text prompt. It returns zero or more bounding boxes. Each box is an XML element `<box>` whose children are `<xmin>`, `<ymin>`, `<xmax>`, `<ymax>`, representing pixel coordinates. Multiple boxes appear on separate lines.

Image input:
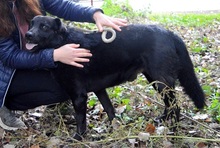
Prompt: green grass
<box><xmin>101</xmin><ymin>0</ymin><xmax>132</xmax><ymax>17</ymax></box>
<box><xmin>101</xmin><ymin>0</ymin><xmax>220</xmax><ymax>27</ymax></box>
<box><xmin>148</xmin><ymin>13</ymin><xmax>220</xmax><ymax>27</ymax></box>
<box><xmin>101</xmin><ymin>0</ymin><xmax>149</xmax><ymax>21</ymax></box>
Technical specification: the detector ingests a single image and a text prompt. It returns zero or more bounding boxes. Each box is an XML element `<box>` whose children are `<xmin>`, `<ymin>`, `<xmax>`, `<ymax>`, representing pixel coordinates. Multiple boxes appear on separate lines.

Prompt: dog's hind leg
<box><xmin>143</xmin><ymin>72</ymin><xmax>180</xmax><ymax>125</ymax></box>
<box><xmin>95</xmin><ymin>89</ymin><xmax>116</xmax><ymax>121</ymax></box>
<box><xmin>156</xmin><ymin>87</ymin><xmax>180</xmax><ymax>126</ymax></box>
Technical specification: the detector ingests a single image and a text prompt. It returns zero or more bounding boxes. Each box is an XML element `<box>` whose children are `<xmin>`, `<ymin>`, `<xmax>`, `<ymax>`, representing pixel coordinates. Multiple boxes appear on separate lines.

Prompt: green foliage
<box><xmin>191</xmin><ymin>46</ymin><xmax>206</xmax><ymax>53</ymax></box>
<box><xmin>208</xmin><ymin>91</ymin><xmax>220</xmax><ymax>122</ymax></box>
<box><xmin>108</xmin><ymin>86</ymin><xmax>125</xmax><ymax>100</ymax></box>
<box><xmin>148</xmin><ymin>13</ymin><xmax>220</xmax><ymax>27</ymax></box>
<box><xmin>101</xmin><ymin>0</ymin><xmax>149</xmax><ymax>22</ymax></box>
<box><xmin>189</xmin><ymin>36</ymin><xmax>213</xmax><ymax>53</ymax></box>
<box><xmin>202</xmin><ymin>85</ymin><xmax>213</xmax><ymax>96</ymax></box>
<box><xmin>101</xmin><ymin>0</ymin><xmax>132</xmax><ymax>17</ymax></box>
<box><xmin>121</xmin><ymin>98</ymin><xmax>132</xmax><ymax>111</ymax></box>
<box><xmin>88</xmin><ymin>98</ymin><xmax>97</xmax><ymax>108</ymax></box>
<box><xmin>195</xmin><ymin>67</ymin><xmax>210</xmax><ymax>75</ymax></box>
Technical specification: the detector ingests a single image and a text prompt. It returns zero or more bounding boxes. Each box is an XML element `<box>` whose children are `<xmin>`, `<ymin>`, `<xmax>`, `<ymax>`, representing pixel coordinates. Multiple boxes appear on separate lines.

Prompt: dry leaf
<box><xmin>128</xmin><ymin>138</ymin><xmax>136</xmax><ymax>147</ymax></box>
<box><xmin>30</xmin><ymin>144</ymin><xmax>40</xmax><ymax>148</ymax></box>
<box><xmin>144</xmin><ymin>98</ymin><xmax>152</xmax><ymax>105</ymax></box>
<box><xmin>145</xmin><ymin>123</ymin><xmax>155</xmax><ymax>134</ymax></box>
<box><xmin>116</xmin><ymin>105</ymin><xmax>126</xmax><ymax>114</ymax></box>
<box><xmin>111</xmin><ymin>118</ymin><xmax>121</xmax><ymax>129</ymax></box>
<box><xmin>192</xmin><ymin>114</ymin><xmax>208</xmax><ymax>120</ymax></box>
<box><xmin>3</xmin><ymin>144</ymin><xmax>15</xmax><ymax>148</ymax></box>
<box><xmin>163</xmin><ymin>141</ymin><xmax>173</xmax><ymax>148</ymax></box>
<box><xmin>138</xmin><ymin>132</ymin><xmax>150</xmax><ymax>142</ymax></box>
<box><xmin>196</xmin><ymin>142</ymin><xmax>208</xmax><ymax>148</ymax></box>
<box><xmin>156</xmin><ymin>126</ymin><xmax>168</xmax><ymax>135</ymax></box>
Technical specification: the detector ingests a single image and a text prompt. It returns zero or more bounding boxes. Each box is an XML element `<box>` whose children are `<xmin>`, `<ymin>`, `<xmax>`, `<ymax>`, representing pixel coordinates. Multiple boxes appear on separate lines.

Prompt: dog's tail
<box><xmin>173</xmin><ymin>33</ymin><xmax>205</xmax><ymax>109</ymax></box>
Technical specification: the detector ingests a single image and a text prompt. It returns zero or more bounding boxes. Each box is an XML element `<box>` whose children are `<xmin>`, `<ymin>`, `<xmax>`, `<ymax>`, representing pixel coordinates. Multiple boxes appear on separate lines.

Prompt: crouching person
<box><xmin>0</xmin><ymin>0</ymin><xmax>127</xmax><ymax>130</ymax></box>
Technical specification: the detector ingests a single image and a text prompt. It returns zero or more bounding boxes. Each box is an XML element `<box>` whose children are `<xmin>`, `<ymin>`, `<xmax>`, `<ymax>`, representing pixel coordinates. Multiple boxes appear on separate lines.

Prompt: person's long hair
<box><xmin>0</xmin><ymin>0</ymin><xmax>42</xmax><ymax>37</ymax></box>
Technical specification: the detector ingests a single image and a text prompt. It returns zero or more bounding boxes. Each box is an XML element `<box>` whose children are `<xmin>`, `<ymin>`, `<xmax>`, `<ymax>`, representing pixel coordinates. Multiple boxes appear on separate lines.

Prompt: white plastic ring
<box><xmin>101</xmin><ymin>28</ymin><xmax>116</xmax><ymax>43</ymax></box>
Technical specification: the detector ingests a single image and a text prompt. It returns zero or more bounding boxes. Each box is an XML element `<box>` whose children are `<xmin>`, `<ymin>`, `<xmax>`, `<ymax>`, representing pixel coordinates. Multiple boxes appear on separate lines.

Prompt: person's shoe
<box><xmin>0</xmin><ymin>106</ymin><xmax>27</xmax><ymax>130</ymax></box>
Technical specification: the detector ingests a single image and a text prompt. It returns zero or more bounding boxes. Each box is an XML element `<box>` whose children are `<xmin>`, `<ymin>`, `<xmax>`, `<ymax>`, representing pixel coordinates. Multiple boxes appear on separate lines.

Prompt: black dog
<box><xmin>25</xmin><ymin>15</ymin><xmax>205</xmax><ymax>140</ymax></box>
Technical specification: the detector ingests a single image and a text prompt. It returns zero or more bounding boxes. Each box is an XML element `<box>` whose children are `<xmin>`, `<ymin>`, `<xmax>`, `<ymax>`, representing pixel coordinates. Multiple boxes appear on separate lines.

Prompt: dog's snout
<box><xmin>25</xmin><ymin>31</ymin><xmax>33</xmax><ymax>40</ymax></box>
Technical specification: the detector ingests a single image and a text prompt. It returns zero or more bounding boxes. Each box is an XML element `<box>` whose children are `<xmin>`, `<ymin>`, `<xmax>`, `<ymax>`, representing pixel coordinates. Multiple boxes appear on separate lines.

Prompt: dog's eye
<box><xmin>41</xmin><ymin>25</ymin><xmax>49</xmax><ymax>31</ymax></box>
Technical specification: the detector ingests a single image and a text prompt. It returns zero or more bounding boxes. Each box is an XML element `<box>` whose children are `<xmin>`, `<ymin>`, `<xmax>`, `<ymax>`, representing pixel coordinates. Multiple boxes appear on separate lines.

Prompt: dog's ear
<box><xmin>54</xmin><ymin>18</ymin><xmax>67</xmax><ymax>33</ymax></box>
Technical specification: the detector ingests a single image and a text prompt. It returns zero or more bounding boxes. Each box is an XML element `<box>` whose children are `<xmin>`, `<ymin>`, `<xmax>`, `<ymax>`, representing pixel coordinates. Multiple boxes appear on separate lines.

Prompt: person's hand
<box><xmin>93</xmin><ymin>11</ymin><xmax>127</xmax><ymax>32</ymax></box>
<box><xmin>53</xmin><ymin>44</ymin><xmax>92</xmax><ymax>68</ymax></box>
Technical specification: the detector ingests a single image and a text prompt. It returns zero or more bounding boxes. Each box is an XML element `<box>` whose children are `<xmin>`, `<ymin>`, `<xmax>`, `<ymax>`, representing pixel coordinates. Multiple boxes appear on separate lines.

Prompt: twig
<box><xmin>69</xmin><ymin>138</ymin><xmax>91</xmax><ymax>148</ymax></box>
<box><xmin>126</xmin><ymin>87</ymin><xmax>220</xmax><ymax>135</ymax></box>
<box><xmin>67</xmin><ymin>135</ymin><xmax>220</xmax><ymax>146</ymax></box>
<box><xmin>180</xmin><ymin>113</ymin><xmax>220</xmax><ymax>135</ymax></box>
<box><xmin>57</xmin><ymin>105</ymin><xmax>70</xmax><ymax>136</ymax></box>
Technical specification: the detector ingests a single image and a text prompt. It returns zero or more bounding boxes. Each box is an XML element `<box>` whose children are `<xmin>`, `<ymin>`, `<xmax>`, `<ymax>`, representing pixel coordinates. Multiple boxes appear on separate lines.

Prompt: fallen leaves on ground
<box><xmin>1</xmin><ymin>17</ymin><xmax>220</xmax><ymax>148</ymax></box>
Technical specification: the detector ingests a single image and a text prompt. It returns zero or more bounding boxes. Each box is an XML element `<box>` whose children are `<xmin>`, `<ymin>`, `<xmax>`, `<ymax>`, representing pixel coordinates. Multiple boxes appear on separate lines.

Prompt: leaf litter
<box><xmin>0</xmin><ymin>18</ymin><xmax>220</xmax><ymax>148</ymax></box>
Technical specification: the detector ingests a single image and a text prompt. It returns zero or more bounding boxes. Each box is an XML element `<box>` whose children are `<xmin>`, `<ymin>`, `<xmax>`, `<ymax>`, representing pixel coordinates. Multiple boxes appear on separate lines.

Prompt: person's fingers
<box><xmin>96</xmin><ymin>20</ymin><xmax>121</xmax><ymax>32</ymax></box>
<box><xmin>116</xmin><ymin>18</ymin><xmax>128</xmax><ymax>23</ymax></box>
<box><xmin>96</xmin><ymin>19</ymin><xmax>128</xmax><ymax>32</ymax></box>
<box><xmin>112</xmin><ymin>18</ymin><xmax>127</xmax><ymax>26</ymax></box>
<box><xmin>73</xmin><ymin>57</ymin><xmax>90</xmax><ymax>62</ymax></box>
<box><xmin>68</xmin><ymin>43</ymin><xmax>80</xmax><ymax>48</ymax></box>
<box><xmin>74</xmin><ymin>52</ymin><xmax>92</xmax><ymax>58</ymax></box>
<box><xmin>105</xmin><ymin>20</ymin><xmax>122</xmax><ymax>31</ymax></box>
<box><xmin>96</xmin><ymin>22</ymin><xmax>104</xmax><ymax>32</ymax></box>
<box><xmin>74</xmin><ymin>48</ymin><xmax>92</xmax><ymax>54</ymax></box>
<box><xmin>66</xmin><ymin>44</ymin><xmax>92</xmax><ymax>54</ymax></box>
<box><xmin>70</xmin><ymin>62</ymin><xmax>84</xmax><ymax>68</ymax></box>
<box><xmin>66</xmin><ymin>45</ymin><xmax>92</xmax><ymax>57</ymax></box>
<box><xmin>70</xmin><ymin>57</ymin><xmax>91</xmax><ymax>68</ymax></box>
<box><xmin>111</xmin><ymin>23</ymin><xmax>121</xmax><ymax>31</ymax></box>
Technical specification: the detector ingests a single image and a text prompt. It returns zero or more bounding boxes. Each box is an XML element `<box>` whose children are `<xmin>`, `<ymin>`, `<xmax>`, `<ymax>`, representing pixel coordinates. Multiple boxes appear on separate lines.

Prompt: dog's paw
<box><xmin>154</xmin><ymin>114</ymin><xmax>167</xmax><ymax>125</ymax></box>
<box><xmin>73</xmin><ymin>132</ymin><xmax>83</xmax><ymax>141</ymax></box>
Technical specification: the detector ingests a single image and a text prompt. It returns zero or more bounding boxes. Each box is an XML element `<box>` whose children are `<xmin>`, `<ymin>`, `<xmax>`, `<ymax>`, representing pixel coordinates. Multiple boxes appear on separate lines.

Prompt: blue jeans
<box><xmin>5</xmin><ymin>69</ymin><xmax>69</xmax><ymax>110</ymax></box>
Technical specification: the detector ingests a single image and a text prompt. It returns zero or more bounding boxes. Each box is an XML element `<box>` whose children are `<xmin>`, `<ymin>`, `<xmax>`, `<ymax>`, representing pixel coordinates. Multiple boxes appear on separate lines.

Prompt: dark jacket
<box><xmin>0</xmin><ymin>0</ymin><xmax>102</xmax><ymax>107</ymax></box>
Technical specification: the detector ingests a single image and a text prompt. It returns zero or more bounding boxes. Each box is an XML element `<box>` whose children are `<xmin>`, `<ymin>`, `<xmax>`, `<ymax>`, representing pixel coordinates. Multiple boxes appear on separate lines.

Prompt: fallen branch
<box><xmin>68</xmin><ymin>135</ymin><xmax>220</xmax><ymax>146</ymax></box>
<box><xmin>134</xmin><ymin>87</ymin><xmax>220</xmax><ymax>135</ymax></box>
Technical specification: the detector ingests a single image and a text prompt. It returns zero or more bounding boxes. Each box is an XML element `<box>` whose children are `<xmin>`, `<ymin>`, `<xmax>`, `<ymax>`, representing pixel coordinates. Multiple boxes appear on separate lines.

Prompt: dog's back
<box><xmin>79</xmin><ymin>25</ymin><xmax>176</xmax><ymax>71</ymax></box>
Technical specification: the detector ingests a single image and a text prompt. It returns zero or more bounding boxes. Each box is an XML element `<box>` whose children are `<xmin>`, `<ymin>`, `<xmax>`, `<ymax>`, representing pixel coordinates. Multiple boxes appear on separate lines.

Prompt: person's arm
<box><xmin>41</xmin><ymin>0</ymin><xmax>102</xmax><ymax>23</ymax></box>
<box><xmin>0</xmin><ymin>37</ymin><xmax>56</xmax><ymax>69</ymax></box>
<box><xmin>0</xmin><ymin>38</ymin><xmax>92</xmax><ymax>69</ymax></box>
<box><xmin>41</xmin><ymin>0</ymin><xmax>127</xmax><ymax>32</ymax></box>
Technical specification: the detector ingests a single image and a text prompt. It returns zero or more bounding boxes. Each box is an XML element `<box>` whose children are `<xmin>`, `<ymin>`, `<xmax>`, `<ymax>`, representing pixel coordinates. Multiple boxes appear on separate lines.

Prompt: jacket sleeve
<box><xmin>41</xmin><ymin>0</ymin><xmax>103</xmax><ymax>23</ymax></box>
<box><xmin>0</xmin><ymin>37</ymin><xmax>56</xmax><ymax>69</ymax></box>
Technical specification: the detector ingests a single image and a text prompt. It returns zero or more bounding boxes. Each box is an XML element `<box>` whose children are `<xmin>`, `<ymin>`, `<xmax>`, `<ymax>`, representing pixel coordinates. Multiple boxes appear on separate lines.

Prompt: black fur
<box><xmin>26</xmin><ymin>15</ymin><xmax>205</xmax><ymax>140</ymax></box>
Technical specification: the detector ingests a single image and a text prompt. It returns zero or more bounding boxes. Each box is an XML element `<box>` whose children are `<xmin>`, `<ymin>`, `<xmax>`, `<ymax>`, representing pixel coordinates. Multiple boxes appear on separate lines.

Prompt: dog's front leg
<box><xmin>71</xmin><ymin>92</ymin><xmax>88</xmax><ymax>141</ymax></box>
<box><xmin>95</xmin><ymin>89</ymin><xmax>115</xmax><ymax>122</ymax></box>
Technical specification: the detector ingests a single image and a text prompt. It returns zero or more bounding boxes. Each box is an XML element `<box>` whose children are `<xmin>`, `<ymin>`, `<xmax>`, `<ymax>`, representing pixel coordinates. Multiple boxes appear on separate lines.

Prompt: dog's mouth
<box><xmin>25</xmin><ymin>42</ymin><xmax>38</xmax><ymax>50</ymax></box>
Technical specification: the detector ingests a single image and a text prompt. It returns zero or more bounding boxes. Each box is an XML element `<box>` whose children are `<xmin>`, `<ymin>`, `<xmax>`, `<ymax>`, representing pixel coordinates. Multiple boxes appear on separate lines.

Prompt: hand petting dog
<box><xmin>93</xmin><ymin>11</ymin><xmax>127</xmax><ymax>32</ymax></box>
<box><xmin>54</xmin><ymin>44</ymin><xmax>92</xmax><ymax>68</ymax></box>
<box><xmin>54</xmin><ymin>11</ymin><xmax>127</xmax><ymax>67</ymax></box>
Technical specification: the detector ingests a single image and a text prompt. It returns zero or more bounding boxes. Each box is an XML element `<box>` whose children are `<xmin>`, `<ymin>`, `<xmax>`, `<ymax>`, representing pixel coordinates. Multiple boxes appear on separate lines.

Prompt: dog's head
<box><xmin>25</xmin><ymin>15</ymin><xmax>67</xmax><ymax>51</ymax></box>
